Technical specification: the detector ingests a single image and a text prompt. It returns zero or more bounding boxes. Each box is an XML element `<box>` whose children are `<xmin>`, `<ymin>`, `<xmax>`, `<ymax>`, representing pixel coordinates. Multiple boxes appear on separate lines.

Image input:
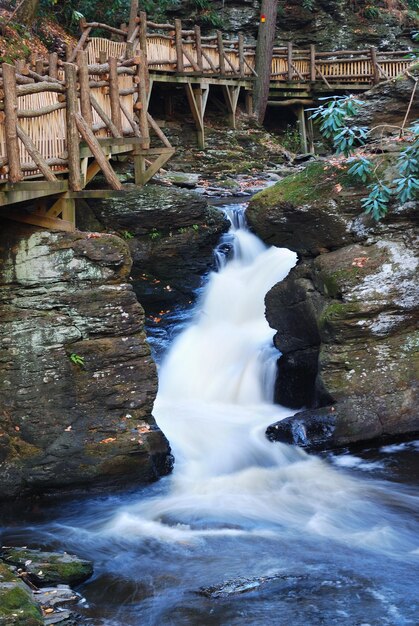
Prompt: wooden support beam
<box><xmin>2</xmin><ymin>63</ymin><xmax>22</xmax><ymax>183</ymax></box>
<box><xmin>147</xmin><ymin>112</ymin><xmax>172</xmax><ymax>148</ymax></box>
<box><xmin>1</xmin><ymin>208</ymin><xmax>75</xmax><ymax>232</ymax></box>
<box><xmin>16</xmin><ymin>124</ymin><xmax>58</xmax><ymax>182</ymax></box>
<box><xmin>90</xmin><ymin>93</ymin><xmax>122</xmax><ymax>138</ymax></box>
<box><xmin>295</xmin><ymin>105</ymin><xmax>308</xmax><ymax>153</ymax></box>
<box><xmin>222</xmin><ymin>85</ymin><xmax>240</xmax><ymax>129</ymax></box>
<box><xmin>74</xmin><ymin>113</ymin><xmax>123</xmax><ymax>190</ymax></box>
<box><xmin>245</xmin><ymin>90</ymin><xmax>253</xmax><ymax>115</ymax></box>
<box><xmin>133</xmin><ymin>148</ymin><xmax>175</xmax><ymax>185</ymax></box>
<box><xmin>109</xmin><ymin>57</ymin><xmax>123</xmax><ymax>134</ymax></box>
<box><xmin>77</xmin><ymin>51</ymin><xmax>93</xmax><ymax>127</ymax></box>
<box><xmin>63</xmin><ymin>63</ymin><xmax>82</xmax><ymax>191</ymax></box>
<box><xmin>185</xmin><ymin>83</ymin><xmax>205</xmax><ymax>149</ymax></box>
<box><xmin>68</xmin><ymin>25</ymin><xmax>92</xmax><ymax>63</ymax></box>
<box><xmin>49</xmin><ymin>53</ymin><xmax>58</xmax><ymax>79</ymax></box>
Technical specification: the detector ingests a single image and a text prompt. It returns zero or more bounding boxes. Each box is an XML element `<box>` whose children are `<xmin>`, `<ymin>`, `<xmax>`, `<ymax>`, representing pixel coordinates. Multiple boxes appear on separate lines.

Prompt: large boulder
<box><xmin>248</xmin><ymin>157</ymin><xmax>418</xmax><ymax>449</ymax></box>
<box><xmin>0</xmin><ymin>222</ymin><xmax>172</xmax><ymax>499</ymax></box>
<box><xmin>82</xmin><ymin>186</ymin><xmax>229</xmax><ymax>311</ymax></box>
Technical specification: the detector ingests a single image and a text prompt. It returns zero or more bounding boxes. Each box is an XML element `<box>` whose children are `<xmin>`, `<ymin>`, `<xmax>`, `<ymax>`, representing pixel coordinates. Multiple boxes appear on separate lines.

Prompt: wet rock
<box><xmin>87</xmin><ymin>185</ymin><xmax>229</xmax><ymax>310</ymax></box>
<box><xmin>1</xmin><ymin>549</ymin><xmax>93</xmax><ymax>587</ymax></box>
<box><xmin>164</xmin><ymin>172</ymin><xmax>200</xmax><ymax>188</ymax></box>
<box><xmin>0</xmin><ymin>563</ymin><xmax>43</xmax><ymax>626</ymax></box>
<box><xmin>0</xmin><ymin>223</ymin><xmax>172</xmax><ymax>499</ymax></box>
<box><xmin>198</xmin><ymin>572</ymin><xmax>307</xmax><ymax>598</ymax></box>
<box><xmin>256</xmin><ymin>74</ymin><xmax>419</xmax><ymax>449</ymax></box>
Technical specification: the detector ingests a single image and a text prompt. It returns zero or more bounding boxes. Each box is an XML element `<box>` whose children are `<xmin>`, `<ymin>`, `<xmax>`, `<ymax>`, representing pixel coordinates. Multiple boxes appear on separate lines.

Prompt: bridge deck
<box><xmin>0</xmin><ymin>10</ymin><xmax>415</xmax><ymax>231</ymax></box>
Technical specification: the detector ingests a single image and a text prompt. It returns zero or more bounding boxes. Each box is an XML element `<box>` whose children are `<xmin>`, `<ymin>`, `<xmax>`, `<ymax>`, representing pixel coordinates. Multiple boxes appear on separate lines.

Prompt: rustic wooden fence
<box><xmin>72</xmin><ymin>12</ymin><xmax>414</xmax><ymax>85</ymax></box>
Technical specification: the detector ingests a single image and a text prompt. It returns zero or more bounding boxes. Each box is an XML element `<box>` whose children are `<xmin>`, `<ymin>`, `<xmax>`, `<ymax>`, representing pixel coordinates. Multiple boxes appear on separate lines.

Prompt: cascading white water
<box><xmin>103</xmin><ymin>204</ymin><xmax>419</xmax><ymax>558</ymax></box>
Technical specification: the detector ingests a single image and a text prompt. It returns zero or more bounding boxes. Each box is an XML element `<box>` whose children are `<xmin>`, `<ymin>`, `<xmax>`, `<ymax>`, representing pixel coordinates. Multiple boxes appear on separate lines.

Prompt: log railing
<box><xmin>0</xmin><ymin>50</ymin><xmax>159</xmax><ymax>185</ymax></box>
<box><xmin>70</xmin><ymin>12</ymin><xmax>414</xmax><ymax>84</ymax></box>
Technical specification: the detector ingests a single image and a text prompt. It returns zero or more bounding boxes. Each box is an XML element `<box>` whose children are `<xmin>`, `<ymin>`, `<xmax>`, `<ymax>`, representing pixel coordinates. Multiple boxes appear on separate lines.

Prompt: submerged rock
<box><xmin>1</xmin><ymin>549</ymin><xmax>93</xmax><ymax>587</ymax></box>
<box><xmin>0</xmin><ymin>222</ymin><xmax>172</xmax><ymax>499</ymax></box>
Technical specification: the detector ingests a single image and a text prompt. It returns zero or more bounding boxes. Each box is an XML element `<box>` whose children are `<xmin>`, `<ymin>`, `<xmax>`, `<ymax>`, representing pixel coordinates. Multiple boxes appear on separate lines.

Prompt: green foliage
<box><xmin>69</xmin><ymin>353</ymin><xmax>85</xmax><ymax>367</ymax></box>
<box><xmin>302</xmin><ymin>0</ymin><xmax>315</xmax><ymax>11</ymax></box>
<box><xmin>364</xmin><ymin>5</ymin><xmax>381</xmax><ymax>19</ymax></box>
<box><xmin>191</xmin><ymin>0</ymin><xmax>223</xmax><ymax>28</ymax></box>
<box><xmin>121</xmin><ymin>230</ymin><xmax>134</xmax><ymax>239</ymax></box>
<box><xmin>310</xmin><ymin>97</ymin><xmax>419</xmax><ymax>220</ymax></box>
<box><xmin>280</xmin><ymin>124</ymin><xmax>301</xmax><ymax>153</ymax></box>
<box><xmin>149</xmin><ymin>228</ymin><xmax>161</xmax><ymax>240</ymax></box>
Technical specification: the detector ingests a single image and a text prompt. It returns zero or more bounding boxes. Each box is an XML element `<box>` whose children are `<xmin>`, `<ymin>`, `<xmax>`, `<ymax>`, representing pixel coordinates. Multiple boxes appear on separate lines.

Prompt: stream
<box><xmin>2</xmin><ymin>202</ymin><xmax>419</xmax><ymax>625</ymax></box>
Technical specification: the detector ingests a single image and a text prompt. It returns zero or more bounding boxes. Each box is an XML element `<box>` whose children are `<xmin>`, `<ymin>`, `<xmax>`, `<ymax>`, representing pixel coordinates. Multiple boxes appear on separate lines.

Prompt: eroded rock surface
<box><xmin>0</xmin><ymin>222</ymin><xmax>172</xmax><ymax>498</ymax></box>
<box><xmin>248</xmin><ymin>155</ymin><xmax>418</xmax><ymax>449</ymax></box>
<box><xmin>82</xmin><ymin>185</ymin><xmax>229</xmax><ymax>310</ymax></box>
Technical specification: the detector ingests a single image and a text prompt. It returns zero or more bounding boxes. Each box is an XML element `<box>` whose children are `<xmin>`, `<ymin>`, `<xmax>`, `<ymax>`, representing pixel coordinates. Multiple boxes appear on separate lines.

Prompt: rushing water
<box><xmin>2</xmin><ymin>203</ymin><xmax>419</xmax><ymax>625</ymax></box>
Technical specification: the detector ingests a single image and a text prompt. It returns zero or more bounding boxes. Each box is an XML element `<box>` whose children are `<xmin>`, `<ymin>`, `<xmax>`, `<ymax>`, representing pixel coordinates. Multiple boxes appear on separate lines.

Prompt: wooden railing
<box><xmin>72</xmin><ymin>12</ymin><xmax>414</xmax><ymax>85</ymax></box>
<box><xmin>0</xmin><ymin>50</ymin><xmax>173</xmax><ymax>186</ymax></box>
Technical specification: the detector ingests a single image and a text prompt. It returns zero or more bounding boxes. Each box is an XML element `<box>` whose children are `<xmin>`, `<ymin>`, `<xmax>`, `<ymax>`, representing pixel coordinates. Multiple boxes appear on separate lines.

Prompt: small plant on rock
<box><xmin>69</xmin><ymin>353</ymin><xmax>85</xmax><ymax>367</ymax></box>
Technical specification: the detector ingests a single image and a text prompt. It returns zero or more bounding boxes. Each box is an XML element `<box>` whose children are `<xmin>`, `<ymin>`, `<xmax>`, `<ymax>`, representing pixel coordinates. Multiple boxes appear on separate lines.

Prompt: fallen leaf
<box><xmin>99</xmin><ymin>437</ymin><xmax>116</xmax><ymax>444</ymax></box>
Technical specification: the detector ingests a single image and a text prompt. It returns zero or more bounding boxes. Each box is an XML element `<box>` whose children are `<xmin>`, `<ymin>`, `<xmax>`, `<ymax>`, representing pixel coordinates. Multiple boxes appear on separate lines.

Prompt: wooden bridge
<box><xmin>0</xmin><ymin>9</ymin><xmax>415</xmax><ymax>232</ymax></box>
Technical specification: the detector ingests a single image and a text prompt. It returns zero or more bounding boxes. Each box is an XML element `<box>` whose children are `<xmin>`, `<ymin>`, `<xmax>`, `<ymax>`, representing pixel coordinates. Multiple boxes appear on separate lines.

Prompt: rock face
<box><xmin>83</xmin><ymin>185</ymin><xmax>229</xmax><ymax>311</ymax></box>
<box><xmin>0</xmin><ymin>221</ymin><xmax>172</xmax><ymax>499</ymax></box>
<box><xmin>169</xmin><ymin>0</ymin><xmax>416</xmax><ymax>49</ymax></box>
<box><xmin>247</xmin><ymin>150</ymin><xmax>418</xmax><ymax>448</ymax></box>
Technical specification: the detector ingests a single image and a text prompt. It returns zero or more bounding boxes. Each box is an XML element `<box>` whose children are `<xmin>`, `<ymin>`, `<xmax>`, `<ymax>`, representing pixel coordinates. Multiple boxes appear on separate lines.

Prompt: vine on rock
<box><xmin>310</xmin><ymin>95</ymin><xmax>419</xmax><ymax>220</ymax></box>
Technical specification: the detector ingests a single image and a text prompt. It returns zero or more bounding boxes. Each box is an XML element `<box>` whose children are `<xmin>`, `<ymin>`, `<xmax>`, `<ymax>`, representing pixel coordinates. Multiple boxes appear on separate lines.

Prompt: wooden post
<box><xmin>77</xmin><ymin>51</ymin><xmax>93</xmax><ymax>127</ymax></box>
<box><xmin>109</xmin><ymin>57</ymin><xmax>123</xmax><ymax>134</ymax></box>
<box><xmin>217</xmin><ymin>31</ymin><xmax>225</xmax><ymax>75</ymax></box>
<box><xmin>245</xmin><ymin>91</ymin><xmax>253</xmax><ymax>115</ymax></box>
<box><xmin>175</xmin><ymin>19</ymin><xmax>184</xmax><ymax>73</ymax></box>
<box><xmin>310</xmin><ymin>44</ymin><xmax>316</xmax><ymax>83</ymax></box>
<box><xmin>49</xmin><ymin>52</ymin><xmax>58</xmax><ymax>79</ymax></box>
<box><xmin>296</xmin><ymin>105</ymin><xmax>308</xmax><ymax>153</ymax></box>
<box><xmin>66</xmin><ymin>44</ymin><xmax>74</xmax><ymax>62</ymax></box>
<box><xmin>185</xmin><ymin>83</ymin><xmax>205</xmax><ymax>149</ymax></box>
<box><xmin>238</xmin><ymin>32</ymin><xmax>245</xmax><ymax>77</ymax></box>
<box><xmin>306</xmin><ymin>113</ymin><xmax>315</xmax><ymax>154</ymax></box>
<box><xmin>135</xmin><ymin>50</ymin><xmax>150</xmax><ymax>149</ymax></box>
<box><xmin>2</xmin><ymin>63</ymin><xmax>22</xmax><ymax>183</ymax></box>
<box><xmin>195</xmin><ymin>25</ymin><xmax>203</xmax><ymax>73</ymax></box>
<box><xmin>63</xmin><ymin>63</ymin><xmax>82</xmax><ymax>192</ymax></box>
<box><xmin>128</xmin><ymin>0</ymin><xmax>139</xmax><ymax>40</ymax></box>
<box><xmin>139</xmin><ymin>11</ymin><xmax>148</xmax><ymax>58</ymax></box>
<box><xmin>35</xmin><ymin>58</ymin><xmax>44</xmax><ymax>76</ymax></box>
<box><xmin>370</xmin><ymin>47</ymin><xmax>380</xmax><ymax>84</ymax></box>
<box><xmin>287</xmin><ymin>42</ymin><xmax>293</xmax><ymax>81</ymax></box>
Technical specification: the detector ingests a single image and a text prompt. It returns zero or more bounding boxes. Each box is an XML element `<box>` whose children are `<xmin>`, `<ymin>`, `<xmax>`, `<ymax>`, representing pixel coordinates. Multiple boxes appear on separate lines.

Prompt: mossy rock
<box><xmin>1</xmin><ymin>549</ymin><xmax>93</xmax><ymax>588</ymax></box>
<box><xmin>0</xmin><ymin>582</ymin><xmax>43</xmax><ymax>626</ymax></box>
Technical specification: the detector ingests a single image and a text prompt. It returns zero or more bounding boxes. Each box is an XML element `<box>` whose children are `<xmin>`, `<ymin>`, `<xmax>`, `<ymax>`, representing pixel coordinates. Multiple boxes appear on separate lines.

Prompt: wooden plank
<box><xmin>75</xmin><ymin>113</ymin><xmax>123</xmax><ymax>190</ymax></box>
<box><xmin>287</xmin><ymin>42</ymin><xmax>293</xmax><ymax>81</ymax></box>
<box><xmin>147</xmin><ymin>112</ymin><xmax>172</xmax><ymax>148</ymax></box>
<box><xmin>217</xmin><ymin>31</ymin><xmax>225</xmax><ymax>74</ymax></box>
<box><xmin>310</xmin><ymin>44</ymin><xmax>316</xmax><ymax>82</ymax></box>
<box><xmin>139</xmin><ymin>149</ymin><xmax>175</xmax><ymax>185</ymax></box>
<box><xmin>238</xmin><ymin>33</ymin><xmax>245</xmax><ymax>78</ymax></box>
<box><xmin>128</xmin><ymin>0</ymin><xmax>139</xmax><ymax>40</ymax></box>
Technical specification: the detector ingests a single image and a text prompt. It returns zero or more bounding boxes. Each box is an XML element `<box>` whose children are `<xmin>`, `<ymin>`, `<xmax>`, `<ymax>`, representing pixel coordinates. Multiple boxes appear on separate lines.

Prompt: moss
<box><xmin>7</xmin><ymin>439</ymin><xmax>41</xmax><ymax>462</ymax></box>
<box><xmin>0</xmin><ymin>585</ymin><xmax>43</xmax><ymax>625</ymax></box>
<box><xmin>319</xmin><ymin>300</ymin><xmax>362</xmax><ymax>327</ymax></box>
<box><xmin>251</xmin><ymin>161</ymin><xmax>360</xmax><ymax>209</ymax></box>
<box><xmin>0</xmin><ymin>563</ymin><xmax>18</xmax><ymax>583</ymax></box>
<box><xmin>320</xmin><ymin>267</ymin><xmax>361</xmax><ymax>297</ymax></box>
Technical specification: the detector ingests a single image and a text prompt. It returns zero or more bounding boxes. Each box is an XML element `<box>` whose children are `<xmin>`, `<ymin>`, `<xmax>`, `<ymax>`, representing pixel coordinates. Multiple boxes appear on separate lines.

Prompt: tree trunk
<box><xmin>253</xmin><ymin>0</ymin><xmax>279</xmax><ymax>124</ymax></box>
<box><xmin>14</xmin><ymin>0</ymin><xmax>40</xmax><ymax>27</ymax></box>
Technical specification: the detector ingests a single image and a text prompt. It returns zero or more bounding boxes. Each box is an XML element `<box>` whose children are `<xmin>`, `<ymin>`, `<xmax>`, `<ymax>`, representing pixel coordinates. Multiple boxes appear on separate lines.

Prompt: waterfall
<box><xmin>101</xmin><ymin>204</ymin><xmax>418</xmax><ymax>559</ymax></box>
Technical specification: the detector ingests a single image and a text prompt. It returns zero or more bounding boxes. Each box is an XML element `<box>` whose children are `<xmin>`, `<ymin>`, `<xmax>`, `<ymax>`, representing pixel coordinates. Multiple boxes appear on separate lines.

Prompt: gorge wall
<box><xmin>169</xmin><ymin>0</ymin><xmax>417</xmax><ymax>50</ymax></box>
